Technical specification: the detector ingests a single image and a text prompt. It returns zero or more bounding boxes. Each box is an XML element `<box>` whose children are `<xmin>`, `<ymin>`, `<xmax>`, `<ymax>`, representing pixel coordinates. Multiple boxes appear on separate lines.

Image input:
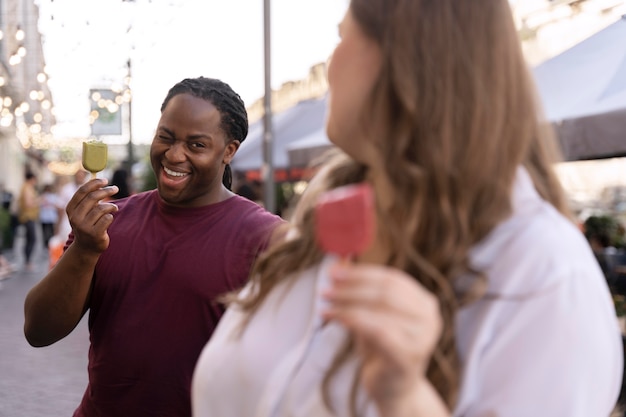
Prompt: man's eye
<box><xmin>190</xmin><ymin>142</ymin><xmax>206</xmax><ymax>149</ymax></box>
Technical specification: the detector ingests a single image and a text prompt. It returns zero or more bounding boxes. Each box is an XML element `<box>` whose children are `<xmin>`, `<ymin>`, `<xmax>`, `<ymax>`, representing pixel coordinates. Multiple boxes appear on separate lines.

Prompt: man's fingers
<box><xmin>66</xmin><ymin>179</ymin><xmax>116</xmax><ymax>213</ymax></box>
<box><xmin>83</xmin><ymin>202</ymin><xmax>118</xmax><ymax>229</ymax></box>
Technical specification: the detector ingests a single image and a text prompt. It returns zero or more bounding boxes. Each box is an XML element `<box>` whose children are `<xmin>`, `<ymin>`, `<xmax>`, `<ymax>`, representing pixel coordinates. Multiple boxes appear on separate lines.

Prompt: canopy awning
<box><xmin>533</xmin><ymin>16</ymin><xmax>626</xmax><ymax>161</ymax></box>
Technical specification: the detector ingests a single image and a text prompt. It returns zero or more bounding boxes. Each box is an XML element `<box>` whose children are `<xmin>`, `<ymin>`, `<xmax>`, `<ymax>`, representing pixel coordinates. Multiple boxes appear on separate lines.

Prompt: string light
<box><xmin>15</xmin><ymin>27</ymin><xmax>25</xmax><ymax>41</ymax></box>
<box><xmin>0</xmin><ymin>13</ymin><xmax>57</xmax><ymax>152</ymax></box>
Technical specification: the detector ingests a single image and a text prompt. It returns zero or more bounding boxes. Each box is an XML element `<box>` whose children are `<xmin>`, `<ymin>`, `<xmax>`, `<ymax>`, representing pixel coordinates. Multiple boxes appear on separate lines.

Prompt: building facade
<box><xmin>511</xmin><ymin>0</ymin><xmax>625</xmax><ymax>65</ymax></box>
<box><xmin>0</xmin><ymin>0</ymin><xmax>54</xmax><ymax>204</ymax></box>
<box><xmin>251</xmin><ymin>0</ymin><xmax>626</xmax><ymax>119</ymax></box>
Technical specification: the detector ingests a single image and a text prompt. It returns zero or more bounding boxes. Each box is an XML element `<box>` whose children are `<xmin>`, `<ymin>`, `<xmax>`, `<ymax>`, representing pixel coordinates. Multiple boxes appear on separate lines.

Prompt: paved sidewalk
<box><xmin>0</xmin><ymin>231</ymin><xmax>88</xmax><ymax>417</ymax></box>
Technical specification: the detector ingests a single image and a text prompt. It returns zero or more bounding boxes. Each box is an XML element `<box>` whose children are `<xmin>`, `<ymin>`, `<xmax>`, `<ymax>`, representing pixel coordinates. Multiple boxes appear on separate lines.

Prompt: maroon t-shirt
<box><xmin>71</xmin><ymin>190</ymin><xmax>283</xmax><ymax>417</ymax></box>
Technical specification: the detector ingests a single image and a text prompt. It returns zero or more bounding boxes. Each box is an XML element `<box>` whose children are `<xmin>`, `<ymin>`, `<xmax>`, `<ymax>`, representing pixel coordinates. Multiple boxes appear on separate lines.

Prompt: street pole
<box><xmin>262</xmin><ymin>0</ymin><xmax>276</xmax><ymax>213</ymax></box>
<box><xmin>126</xmin><ymin>58</ymin><xmax>134</xmax><ymax>175</ymax></box>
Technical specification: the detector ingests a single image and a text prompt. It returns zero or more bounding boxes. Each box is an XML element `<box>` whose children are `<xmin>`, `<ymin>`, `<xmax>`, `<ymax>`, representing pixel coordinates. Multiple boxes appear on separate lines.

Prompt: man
<box><xmin>24</xmin><ymin>77</ymin><xmax>284</xmax><ymax>416</ymax></box>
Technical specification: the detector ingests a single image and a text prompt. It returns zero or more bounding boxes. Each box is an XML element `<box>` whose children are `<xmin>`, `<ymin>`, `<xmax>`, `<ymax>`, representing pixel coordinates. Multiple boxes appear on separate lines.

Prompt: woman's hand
<box><xmin>66</xmin><ymin>178</ymin><xmax>119</xmax><ymax>254</ymax></box>
<box><xmin>321</xmin><ymin>262</ymin><xmax>450</xmax><ymax>417</ymax></box>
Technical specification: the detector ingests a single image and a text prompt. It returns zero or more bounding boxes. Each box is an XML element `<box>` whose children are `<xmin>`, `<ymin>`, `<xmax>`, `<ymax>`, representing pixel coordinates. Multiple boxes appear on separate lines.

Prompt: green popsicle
<box><xmin>82</xmin><ymin>140</ymin><xmax>108</xmax><ymax>179</ymax></box>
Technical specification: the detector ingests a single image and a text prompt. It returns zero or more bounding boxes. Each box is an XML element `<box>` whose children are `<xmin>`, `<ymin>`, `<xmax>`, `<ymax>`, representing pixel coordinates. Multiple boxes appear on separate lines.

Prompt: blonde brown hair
<box><xmin>233</xmin><ymin>0</ymin><xmax>571</xmax><ymax>412</ymax></box>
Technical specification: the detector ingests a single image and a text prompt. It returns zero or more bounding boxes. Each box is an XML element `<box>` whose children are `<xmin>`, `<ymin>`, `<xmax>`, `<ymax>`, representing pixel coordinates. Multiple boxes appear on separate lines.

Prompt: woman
<box><xmin>18</xmin><ymin>172</ymin><xmax>40</xmax><ymax>272</ymax></box>
<box><xmin>192</xmin><ymin>1</ymin><xmax>623</xmax><ymax>416</ymax></box>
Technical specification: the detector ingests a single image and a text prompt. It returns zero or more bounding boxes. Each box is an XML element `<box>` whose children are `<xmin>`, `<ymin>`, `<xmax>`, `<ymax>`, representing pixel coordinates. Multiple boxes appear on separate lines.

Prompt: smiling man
<box><xmin>23</xmin><ymin>77</ymin><xmax>284</xmax><ymax>417</ymax></box>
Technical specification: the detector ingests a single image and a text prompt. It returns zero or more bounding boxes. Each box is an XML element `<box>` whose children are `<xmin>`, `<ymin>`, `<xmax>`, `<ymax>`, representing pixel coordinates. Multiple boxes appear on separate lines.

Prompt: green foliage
<box><xmin>614</xmin><ymin>294</ymin><xmax>626</xmax><ymax>317</ymax></box>
<box><xmin>136</xmin><ymin>154</ymin><xmax>156</xmax><ymax>192</ymax></box>
<box><xmin>141</xmin><ymin>165</ymin><xmax>157</xmax><ymax>192</ymax></box>
<box><xmin>583</xmin><ymin>215</ymin><xmax>625</xmax><ymax>249</ymax></box>
<box><xmin>0</xmin><ymin>208</ymin><xmax>9</xmax><ymax>231</ymax></box>
<box><xmin>0</xmin><ymin>208</ymin><xmax>12</xmax><ymax>249</ymax></box>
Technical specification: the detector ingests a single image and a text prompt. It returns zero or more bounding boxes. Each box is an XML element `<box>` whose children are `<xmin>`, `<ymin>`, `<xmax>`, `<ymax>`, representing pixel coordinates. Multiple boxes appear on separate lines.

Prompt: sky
<box><xmin>34</xmin><ymin>0</ymin><xmax>348</xmax><ymax>144</ymax></box>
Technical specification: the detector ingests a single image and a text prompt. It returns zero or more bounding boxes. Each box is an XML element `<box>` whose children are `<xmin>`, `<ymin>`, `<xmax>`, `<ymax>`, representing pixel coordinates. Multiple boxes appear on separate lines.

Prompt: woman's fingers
<box><xmin>324</xmin><ymin>302</ymin><xmax>427</xmax><ymax>360</ymax></box>
<box><xmin>320</xmin><ymin>261</ymin><xmax>446</xmax><ymax>410</ymax></box>
<box><xmin>322</xmin><ymin>293</ymin><xmax>440</xmax><ymax>363</ymax></box>
<box><xmin>323</xmin><ymin>263</ymin><xmax>440</xmax><ymax>320</ymax></box>
<box><xmin>320</xmin><ymin>261</ymin><xmax>443</xmax><ymax>379</ymax></box>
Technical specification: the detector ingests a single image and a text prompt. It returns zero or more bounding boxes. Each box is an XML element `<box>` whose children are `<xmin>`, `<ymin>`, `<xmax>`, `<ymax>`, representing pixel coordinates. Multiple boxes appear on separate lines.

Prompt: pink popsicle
<box><xmin>314</xmin><ymin>183</ymin><xmax>376</xmax><ymax>258</ymax></box>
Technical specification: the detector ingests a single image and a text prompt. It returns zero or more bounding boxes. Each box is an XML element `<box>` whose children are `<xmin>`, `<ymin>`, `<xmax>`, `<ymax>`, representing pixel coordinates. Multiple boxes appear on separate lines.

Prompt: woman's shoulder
<box><xmin>471</xmin><ymin>201</ymin><xmax>601</xmax><ymax>297</ymax></box>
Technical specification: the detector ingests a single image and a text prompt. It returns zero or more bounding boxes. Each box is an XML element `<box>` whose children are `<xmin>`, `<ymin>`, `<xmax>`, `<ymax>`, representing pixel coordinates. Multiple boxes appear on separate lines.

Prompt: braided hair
<box><xmin>160</xmin><ymin>77</ymin><xmax>248</xmax><ymax>189</ymax></box>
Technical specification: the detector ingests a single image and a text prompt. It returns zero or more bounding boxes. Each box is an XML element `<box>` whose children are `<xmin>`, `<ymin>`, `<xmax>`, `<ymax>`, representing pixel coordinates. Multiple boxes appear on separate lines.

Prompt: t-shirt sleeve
<box><xmin>224</xmin><ymin>204</ymin><xmax>285</xmax><ymax>290</ymax></box>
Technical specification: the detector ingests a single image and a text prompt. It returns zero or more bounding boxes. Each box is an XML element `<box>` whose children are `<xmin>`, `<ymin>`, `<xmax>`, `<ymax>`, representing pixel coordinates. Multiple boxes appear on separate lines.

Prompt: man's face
<box><xmin>150</xmin><ymin>93</ymin><xmax>239</xmax><ymax>207</ymax></box>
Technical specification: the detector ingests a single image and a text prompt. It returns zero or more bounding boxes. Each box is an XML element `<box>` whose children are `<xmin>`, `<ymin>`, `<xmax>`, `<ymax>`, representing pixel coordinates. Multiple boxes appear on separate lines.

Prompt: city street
<box><xmin>0</xmin><ymin>229</ymin><xmax>88</xmax><ymax>417</ymax></box>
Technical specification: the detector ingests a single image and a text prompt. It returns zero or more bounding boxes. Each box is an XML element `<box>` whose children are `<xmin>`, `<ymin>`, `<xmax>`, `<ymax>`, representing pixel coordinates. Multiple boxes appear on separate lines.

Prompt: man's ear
<box><xmin>223</xmin><ymin>140</ymin><xmax>241</xmax><ymax>164</ymax></box>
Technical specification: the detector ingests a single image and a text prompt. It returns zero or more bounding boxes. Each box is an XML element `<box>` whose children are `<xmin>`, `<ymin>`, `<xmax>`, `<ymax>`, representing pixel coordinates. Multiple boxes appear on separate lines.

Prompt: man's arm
<box><xmin>24</xmin><ymin>243</ymin><xmax>99</xmax><ymax>346</ymax></box>
<box><xmin>23</xmin><ymin>179</ymin><xmax>119</xmax><ymax>347</ymax></box>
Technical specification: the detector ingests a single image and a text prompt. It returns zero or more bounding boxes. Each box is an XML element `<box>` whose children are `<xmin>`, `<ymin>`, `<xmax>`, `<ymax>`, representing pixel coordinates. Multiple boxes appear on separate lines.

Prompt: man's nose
<box><xmin>165</xmin><ymin>141</ymin><xmax>186</xmax><ymax>162</ymax></box>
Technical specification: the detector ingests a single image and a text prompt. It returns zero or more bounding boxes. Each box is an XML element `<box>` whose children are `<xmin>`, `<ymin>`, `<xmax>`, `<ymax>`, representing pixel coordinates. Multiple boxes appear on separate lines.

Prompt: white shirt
<box><xmin>39</xmin><ymin>192</ymin><xmax>62</xmax><ymax>224</ymax></box>
<box><xmin>192</xmin><ymin>168</ymin><xmax>623</xmax><ymax>417</ymax></box>
<box><xmin>57</xmin><ymin>180</ymin><xmax>81</xmax><ymax>241</ymax></box>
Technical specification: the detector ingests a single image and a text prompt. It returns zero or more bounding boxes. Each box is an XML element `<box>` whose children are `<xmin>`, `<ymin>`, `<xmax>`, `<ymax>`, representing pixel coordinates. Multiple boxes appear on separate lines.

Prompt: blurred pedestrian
<box><xmin>56</xmin><ymin>169</ymin><xmax>88</xmax><ymax>242</ymax></box>
<box><xmin>0</xmin><ymin>183</ymin><xmax>16</xmax><ymax>280</ymax></box>
<box><xmin>233</xmin><ymin>172</ymin><xmax>262</xmax><ymax>205</ymax></box>
<box><xmin>39</xmin><ymin>182</ymin><xmax>62</xmax><ymax>250</ymax></box>
<box><xmin>0</xmin><ymin>193</ymin><xmax>14</xmax><ymax>280</ymax></box>
<box><xmin>191</xmin><ymin>1</ymin><xmax>623</xmax><ymax>416</ymax></box>
<box><xmin>17</xmin><ymin>172</ymin><xmax>39</xmax><ymax>272</ymax></box>
<box><xmin>109</xmin><ymin>168</ymin><xmax>132</xmax><ymax>200</ymax></box>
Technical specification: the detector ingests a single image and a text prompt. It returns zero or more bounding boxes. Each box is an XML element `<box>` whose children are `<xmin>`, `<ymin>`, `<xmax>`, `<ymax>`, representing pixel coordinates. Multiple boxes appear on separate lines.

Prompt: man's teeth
<box><xmin>164</xmin><ymin>167</ymin><xmax>187</xmax><ymax>177</ymax></box>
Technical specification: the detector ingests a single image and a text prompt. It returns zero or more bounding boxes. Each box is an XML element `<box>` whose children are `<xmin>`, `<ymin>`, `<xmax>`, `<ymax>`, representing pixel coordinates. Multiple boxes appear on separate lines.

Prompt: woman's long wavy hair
<box><xmin>232</xmin><ymin>0</ymin><xmax>571</xmax><ymax>412</ymax></box>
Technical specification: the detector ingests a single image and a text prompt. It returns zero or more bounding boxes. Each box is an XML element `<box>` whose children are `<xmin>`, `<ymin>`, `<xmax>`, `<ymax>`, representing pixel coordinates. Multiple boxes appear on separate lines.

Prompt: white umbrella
<box><xmin>285</xmin><ymin>128</ymin><xmax>334</xmax><ymax>167</ymax></box>
<box><xmin>533</xmin><ymin>15</ymin><xmax>626</xmax><ymax>161</ymax></box>
<box><xmin>232</xmin><ymin>95</ymin><xmax>328</xmax><ymax>171</ymax></box>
